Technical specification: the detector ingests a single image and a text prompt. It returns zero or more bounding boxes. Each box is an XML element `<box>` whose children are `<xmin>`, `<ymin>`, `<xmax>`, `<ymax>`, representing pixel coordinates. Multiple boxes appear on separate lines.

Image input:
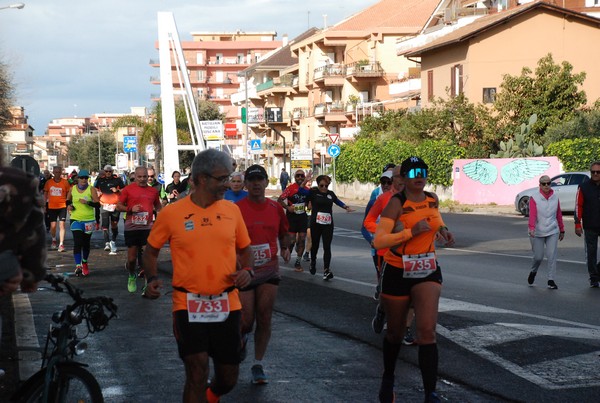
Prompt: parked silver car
<box><xmin>514</xmin><ymin>172</ymin><xmax>590</xmax><ymax>216</ymax></box>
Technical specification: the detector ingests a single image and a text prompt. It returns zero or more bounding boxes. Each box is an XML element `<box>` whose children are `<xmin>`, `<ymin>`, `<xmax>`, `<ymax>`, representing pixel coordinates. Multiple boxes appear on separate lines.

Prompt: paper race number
<box><xmin>402</xmin><ymin>252</ymin><xmax>436</xmax><ymax>278</ymax></box>
<box><xmin>186</xmin><ymin>292</ymin><xmax>230</xmax><ymax>322</ymax></box>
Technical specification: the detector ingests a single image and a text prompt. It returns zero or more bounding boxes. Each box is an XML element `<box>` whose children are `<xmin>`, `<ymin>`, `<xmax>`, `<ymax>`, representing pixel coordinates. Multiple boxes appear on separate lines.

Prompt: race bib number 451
<box><xmin>402</xmin><ymin>252</ymin><xmax>437</xmax><ymax>278</ymax></box>
<box><xmin>186</xmin><ymin>292</ymin><xmax>230</xmax><ymax>323</ymax></box>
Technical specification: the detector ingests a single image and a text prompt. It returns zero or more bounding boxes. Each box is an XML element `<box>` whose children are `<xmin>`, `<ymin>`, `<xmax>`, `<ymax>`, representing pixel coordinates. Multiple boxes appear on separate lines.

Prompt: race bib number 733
<box><xmin>186</xmin><ymin>292</ymin><xmax>230</xmax><ymax>323</ymax></box>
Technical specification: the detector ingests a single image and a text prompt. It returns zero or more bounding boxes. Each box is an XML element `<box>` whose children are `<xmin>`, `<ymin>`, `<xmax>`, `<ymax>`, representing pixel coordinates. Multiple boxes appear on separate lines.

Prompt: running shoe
<box><xmin>51</xmin><ymin>240</ymin><xmax>58</xmax><ymax>249</ymax></box>
<box><xmin>527</xmin><ymin>271</ymin><xmax>536</xmax><ymax>285</ymax></box>
<box><xmin>323</xmin><ymin>269</ymin><xmax>333</xmax><ymax>281</ymax></box>
<box><xmin>302</xmin><ymin>252</ymin><xmax>310</xmax><ymax>262</ymax></box>
<box><xmin>104</xmin><ymin>242</ymin><xmax>111</xmax><ymax>251</ymax></box>
<box><xmin>251</xmin><ymin>364</ymin><xmax>268</xmax><ymax>385</ymax></box>
<box><xmin>591</xmin><ymin>281</ymin><xmax>599</xmax><ymax>288</ymax></box>
<box><xmin>378</xmin><ymin>375</ymin><xmax>395</xmax><ymax>403</ymax></box>
<box><xmin>424</xmin><ymin>391</ymin><xmax>441</xmax><ymax>403</ymax></box>
<box><xmin>547</xmin><ymin>280</ymin><xmax>558</xmax><ymax>289</ymax></box>
<box><xmin>74</xmin><ymin>265</ymin><xmax>83</xmax><ymax>277</ymax></box>
<box><xmin>294</xmin><ymin>258</ymin><xmax>303</xmax><ymax>272</ymax></box>
<box><xmin>240</xmin><ymin>333</ymin><xmax>249</xmax><ymax>362</ymax></box>
<box><xmin>82</xmin><ymin>262</ymin><xmax>89</xmax><ymax>276</ymax></box>
<box><xmin>127</xmin><ymin>274</ymin><xmax>137</xmax><ymax>293</ymax></box>
<box><xmin>57</xmin><ymin>244</ymin><xmax>65</xmax><ymax>253</ymax></box>
<box><xmin>309</xmin><ymin>265</ymin><xmax>316</xmax><ymax>275</ymax></box>
<box><xmin>109</xmin><ymin>241</ymin><xmax>117</xmax><ymax>255</ymax></box>
<box><xmin>372</xmin><ymin>305</ymin><xmax>385</xmax><ymax>334</ymax></box>
<box><xmin>402</xmin><ymin>328</ymin><xmax>415</xmax><ymax>345</ymax></box>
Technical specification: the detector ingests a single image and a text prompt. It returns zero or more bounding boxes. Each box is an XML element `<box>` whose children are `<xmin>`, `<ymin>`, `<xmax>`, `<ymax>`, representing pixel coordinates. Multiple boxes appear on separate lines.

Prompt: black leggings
<box><xmin>72</xmin><ymin>230</ymin><xmax>92</xmax><ymax>259</ymax></box>
<box><xmin>310</xmin><ymin>223</ymin><xmax>334</xmax><ymax>269</ymax></box>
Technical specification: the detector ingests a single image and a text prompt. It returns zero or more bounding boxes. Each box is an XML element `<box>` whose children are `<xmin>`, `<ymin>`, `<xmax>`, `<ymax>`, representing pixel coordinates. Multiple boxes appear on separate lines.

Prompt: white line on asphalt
<box><xmin>442</xmin><ymin>247</ymin><xmax>586</xmax><ymax>265</ymax></box>
<box><xmin>12</xmin><ymin>293</ymin><xmax>41</xmax><ymax>380</ymax></box>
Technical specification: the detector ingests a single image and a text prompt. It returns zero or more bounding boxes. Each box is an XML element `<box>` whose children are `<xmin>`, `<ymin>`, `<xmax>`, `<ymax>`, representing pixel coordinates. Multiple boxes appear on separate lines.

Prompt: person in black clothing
<box><xmin>279</xmin><ymin>168</ymin><xmax>289</xmax><ymax>190</ymax></box>
<box><xmin>165</xmin><ymin>170</ymin><xmax>188</xmax><ymax>203</ymax></box>
<box><xmin>94</xmin><ymin>165</ymin><xmax>125</xmax><ymax>254</ymax></box>
<box><xmin>39</xmin><ymin>169</ymin><xmax>53</xmax><ymax>231</ymax></box>
<box><xmin>298</xmin><ymin>174</ymin><xmax>354</xmax><ymax>280</ymax></box>
<box><xmin>574</xmin><ymin>161</ymin><xmax>600</xmax><ymax>287</ymax></box>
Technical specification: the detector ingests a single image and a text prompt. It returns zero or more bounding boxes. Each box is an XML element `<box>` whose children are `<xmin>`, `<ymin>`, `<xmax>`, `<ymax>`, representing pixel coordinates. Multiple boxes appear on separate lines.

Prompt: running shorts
<box><xmin>124</xmin><ymin>229</ymin><xmax>151</xmax><ymax>247</ymax></box>
<box><xmin>287</xmin><ymin>213</ymin><xmax>308</xmax><ymax>234</ymax></box>
<box><xmin>380</xmin><ymin>261</ymin><xmax>443</xmax><ymax>297</ymax></box>
<box><xmin>173</xmin><ymin>309</ymin><xmax>242</xmax><ymax>364</ymax></box>
<box><xmin>70</xmin><ymin>220</ymin><xmax>95</xmax><ymax>235</ymax></box>
<box><xmin>48</xmin><ymin>208</ymin><xmax>67</xmax><ymax>222</ymax></box>
<box><xmin>100</xmin><ymin>210</ymin><xmax>121</xmax><ymax>228</ymax></box>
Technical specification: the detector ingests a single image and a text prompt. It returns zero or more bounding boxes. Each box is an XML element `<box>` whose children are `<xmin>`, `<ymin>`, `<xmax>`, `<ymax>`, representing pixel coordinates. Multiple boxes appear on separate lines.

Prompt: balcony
<box><xmin>314</xmin><ymin>102</ymin><xmax>348</xmax><ymax>122</ymax></box>
<box><xmin>256</xmin><ymin>75</ymin><xmax>294</xmax><ymax>95</ymax></box>
<box><xmin>389</xmin><ymin>78</ymin><xmax>421</xmax><ymax>98</ymax></box>
<box><xmin>345</xmin><ymin>61</ymin><xmax>384</xmax><ymax>79</ymax></box>
<box><xmin>290</xmin><ymin>107</ymin><xmax>308</xmax><ymax>121</ymax></box>
<box><xmin>150</xmin><ymin>76</ymin><xmax>160</xmax><ymax>84</ymax></box>
<box><xmin>149</xmin><ymin>58</ymin><xmax>159</xmax><ymax>66</ymax></box>
<box><xmin>313</xmin><ymin>64</ymin><xmax>345</xmax><ymax>86</ymax></box>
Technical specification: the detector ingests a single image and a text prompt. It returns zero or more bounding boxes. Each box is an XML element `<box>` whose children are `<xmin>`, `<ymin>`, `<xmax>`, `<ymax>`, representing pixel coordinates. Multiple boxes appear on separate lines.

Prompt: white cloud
<box><xmin>0</xmin><ymin>0</ymin><xmax>378</xmax><ymax>133</ymax></box>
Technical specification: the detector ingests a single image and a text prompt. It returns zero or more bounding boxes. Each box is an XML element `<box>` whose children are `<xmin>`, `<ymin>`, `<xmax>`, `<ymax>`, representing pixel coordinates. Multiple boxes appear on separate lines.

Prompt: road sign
<box><xmin>328</xmin><ymin>133</ymin><xmax>340</xmax><ymax>144</ymax></box>
<box><xmin>327</xmin><ymin>144</ymin><xmax>341</xmax><ymax>158</ymax></box>
<box><xmin>249</xmin><ymin>139</ymin><xmax>262</xmax><ymax>154</ymax></box>
<box><xmin>123</xmin><ymin>136</ymin><xmax>137</xmax><ymax>153</ymax></box>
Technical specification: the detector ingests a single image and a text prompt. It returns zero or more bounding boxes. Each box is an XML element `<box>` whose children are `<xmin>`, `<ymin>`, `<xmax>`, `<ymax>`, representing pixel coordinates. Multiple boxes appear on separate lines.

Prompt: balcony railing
<box><xmin>256</xmin><ymin>75</ymin><xmax>294</xmax><ymax>93</ymax></box>
<box><xmin>345</xmin><ymin>61</ymin><xmax>384</xmax><ymax>78</ymax></box>
<box><xmin>313</xmin><ymin>63</ymin><xmax>345</xmax><ymax>81</ymax></box>
<box><xmin>290</xmin><ymin>107</ymin><xmax>309</xmax><ymax>120</ymax></box>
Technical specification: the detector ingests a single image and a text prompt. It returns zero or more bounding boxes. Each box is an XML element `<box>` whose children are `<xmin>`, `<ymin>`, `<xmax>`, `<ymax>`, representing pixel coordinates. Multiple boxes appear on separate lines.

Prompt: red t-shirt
<box><xmin>236</xmin><ymin>198</ymin><xmax>288</xmax><ymax>277</ymax></box>
<box><xmin>119</xmin><ymin>184</ymin><xmax>160</xmax><ymax>231</ymax></box>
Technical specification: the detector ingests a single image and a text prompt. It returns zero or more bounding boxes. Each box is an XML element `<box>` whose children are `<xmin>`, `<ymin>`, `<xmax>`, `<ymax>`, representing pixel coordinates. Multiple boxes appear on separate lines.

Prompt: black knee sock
<box><xmin>383</xmin><ymin>337</ymin><xmax>401</xmax><ymax>378</ymax></box>
<box><xmin>103</xmin><ymin>230</ymin><xmax>109</xmax><ymax>243</ymax></box>
<box><xmin>111</xmin><ymin>228</ymin><xmax>118</xmax><ymax>242</ymax></box>
<box><xmin>418</xmin><ymin>343</ymin><xmax>438</xmax><ymax>393</ymax></box>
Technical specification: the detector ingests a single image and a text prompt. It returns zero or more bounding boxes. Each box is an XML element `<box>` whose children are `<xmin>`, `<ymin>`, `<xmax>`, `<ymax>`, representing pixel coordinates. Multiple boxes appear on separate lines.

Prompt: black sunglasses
<box><xmin>380</xmin><ymin>178</ymin><xmax>392</xmax><ymax>185</ymax></box>
<box><xmin>540</xmin><ymin>182</ymin><xmax>551</xmax><ymax>186</ymax></box>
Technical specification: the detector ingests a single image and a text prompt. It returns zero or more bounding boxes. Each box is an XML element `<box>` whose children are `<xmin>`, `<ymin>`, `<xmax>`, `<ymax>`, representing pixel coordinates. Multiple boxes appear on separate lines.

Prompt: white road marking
<box><xmin>12</xmin><ymin>293</ymin><xmax>41</xmax><ymax>380</ymax></box>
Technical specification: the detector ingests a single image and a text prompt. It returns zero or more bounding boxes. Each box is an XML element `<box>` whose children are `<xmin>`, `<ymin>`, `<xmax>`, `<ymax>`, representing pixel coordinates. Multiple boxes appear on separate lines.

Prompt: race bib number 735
<box><xmin>402</xmin><ymin>252</ymin><xmax>436</xmax><ymax>278</ymax></box>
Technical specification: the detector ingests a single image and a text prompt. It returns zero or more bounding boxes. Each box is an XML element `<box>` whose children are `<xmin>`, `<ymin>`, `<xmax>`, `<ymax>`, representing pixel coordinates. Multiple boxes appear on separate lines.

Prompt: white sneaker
<box><xmin>104</xmin><ymin>242</ymin><xmax>111</xmax><ymax>251</ymax></box>
<box><xmin>109</xmin><ymin>241</ymin><xmax>117</xmax><ymax>255</ymax></box>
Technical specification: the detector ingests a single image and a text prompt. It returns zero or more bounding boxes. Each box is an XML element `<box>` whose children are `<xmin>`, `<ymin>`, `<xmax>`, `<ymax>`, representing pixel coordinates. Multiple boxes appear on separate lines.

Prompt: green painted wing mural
<box><xmin>500</xmin><ymin>159</ymin><xmax>550</xmax><ymax>185</ymax></box>
<box><xmin>463</xmin><ymin>160</ymin><xmax>498</xmax><ymax>185</ymax></box>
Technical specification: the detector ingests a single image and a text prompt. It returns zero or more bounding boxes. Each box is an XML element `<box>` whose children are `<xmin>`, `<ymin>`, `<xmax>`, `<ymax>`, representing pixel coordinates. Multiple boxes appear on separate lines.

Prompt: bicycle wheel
<box><xmin>13</xmin><ymin>362</ymin><xmax>103</xmax><ymax>403</ymax></box>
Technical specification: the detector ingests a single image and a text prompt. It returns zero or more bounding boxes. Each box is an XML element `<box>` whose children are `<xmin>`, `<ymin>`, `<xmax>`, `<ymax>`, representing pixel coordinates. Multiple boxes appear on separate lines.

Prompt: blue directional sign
<box><xmin>327</xmin><ymin>144</ymin><xmax>341</xmax><ymax>158</ymax></box>
<box><xmin>123</xmin><ymin>136</ymin><xmax>137</xmax><ymax>153</ymax></box>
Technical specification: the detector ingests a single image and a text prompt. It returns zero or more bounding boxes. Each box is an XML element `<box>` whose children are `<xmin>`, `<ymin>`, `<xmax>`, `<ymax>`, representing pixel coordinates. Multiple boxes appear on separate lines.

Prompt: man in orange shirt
<box><xmin>43</xmin><ymin>165</ymin><xmax>71</xmax><ymax>252</ymax></box>
<box><xmin>142</xmin><ymin>149</ymin><xmax>254</xmax><ymax>403</ymax></box>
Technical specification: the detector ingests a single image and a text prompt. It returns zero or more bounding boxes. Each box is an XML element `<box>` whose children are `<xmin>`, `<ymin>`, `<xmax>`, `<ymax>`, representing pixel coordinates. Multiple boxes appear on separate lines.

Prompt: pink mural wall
<box><xmin>452</xmin><ymin>157</ymin><xmax>561</xmax><ymax>205</ymax></box>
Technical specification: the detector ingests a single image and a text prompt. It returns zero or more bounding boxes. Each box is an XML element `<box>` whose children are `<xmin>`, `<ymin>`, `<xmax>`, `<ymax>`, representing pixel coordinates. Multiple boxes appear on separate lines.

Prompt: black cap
<box><xmin>400</xmin><ymin>156</ymin><xmax>428</xmax><ymax>176</ymax></box>
<box><xmin>245</xmin><ymin>164</ymin><xmax>268</xmax><ymax>180</ymax></box>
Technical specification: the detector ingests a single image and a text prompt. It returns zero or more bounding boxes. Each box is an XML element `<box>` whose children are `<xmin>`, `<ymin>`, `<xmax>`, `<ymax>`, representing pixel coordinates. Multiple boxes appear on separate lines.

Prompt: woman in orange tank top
<box><xmin>373</xmin><ymin>156</ymin><xmax>455</xmax><ymax>403</ymax></box>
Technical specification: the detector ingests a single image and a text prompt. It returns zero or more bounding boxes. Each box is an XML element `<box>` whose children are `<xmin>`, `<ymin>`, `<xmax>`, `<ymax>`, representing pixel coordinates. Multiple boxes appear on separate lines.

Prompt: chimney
<box><xmin>282</xmin><ymin>34</ymin><xmax>288</xmax><ymax>47</ymax></box>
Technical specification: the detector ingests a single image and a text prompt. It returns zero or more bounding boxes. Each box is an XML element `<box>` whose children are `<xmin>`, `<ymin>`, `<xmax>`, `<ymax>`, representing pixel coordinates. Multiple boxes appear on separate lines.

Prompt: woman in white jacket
<box><xmin>527</xmin><ymin>175</ymin><xmax>565</xmax><ymax>289</ymax></box>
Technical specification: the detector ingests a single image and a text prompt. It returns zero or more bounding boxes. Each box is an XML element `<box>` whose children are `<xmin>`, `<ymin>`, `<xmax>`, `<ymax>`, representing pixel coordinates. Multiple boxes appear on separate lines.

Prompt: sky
<box><xmin>0</xmin><ymin>0</ymin><xmax>379</xmax><ymax>135</ymax></box>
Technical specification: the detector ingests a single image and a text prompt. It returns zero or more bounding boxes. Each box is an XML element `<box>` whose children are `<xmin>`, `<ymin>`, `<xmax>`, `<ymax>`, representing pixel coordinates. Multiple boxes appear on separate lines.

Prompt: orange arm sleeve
<box><xmin>373</xmin><ymin>217</ymin><xmax>413</xmax><ymax>250</ymax></box>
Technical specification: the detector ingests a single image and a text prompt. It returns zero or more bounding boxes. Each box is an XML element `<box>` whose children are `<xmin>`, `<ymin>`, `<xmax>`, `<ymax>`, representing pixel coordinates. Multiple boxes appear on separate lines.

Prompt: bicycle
<box><xmin>10</xmin><ymin>273</ymin><xmax>118</xmax><ymax>403</ymax></box>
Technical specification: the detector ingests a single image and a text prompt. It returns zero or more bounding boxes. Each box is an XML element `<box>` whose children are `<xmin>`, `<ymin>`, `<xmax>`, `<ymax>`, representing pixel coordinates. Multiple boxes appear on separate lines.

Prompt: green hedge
<box><xmin>546</xmin><ymin>138</ymin><xmax>600</xmax><ymax>171</ymax></box>
<box><xmin>335</xmin><ymin>138</ymin><xmax>464</xmax><ymax>187</ymax></box>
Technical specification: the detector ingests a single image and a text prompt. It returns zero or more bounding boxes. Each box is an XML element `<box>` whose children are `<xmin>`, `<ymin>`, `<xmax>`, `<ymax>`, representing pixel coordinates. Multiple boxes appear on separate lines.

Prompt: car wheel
<box><xmin>518</xmin><ymin>196</ymin><xmax>530</xmax><ymax>216</ymax></box>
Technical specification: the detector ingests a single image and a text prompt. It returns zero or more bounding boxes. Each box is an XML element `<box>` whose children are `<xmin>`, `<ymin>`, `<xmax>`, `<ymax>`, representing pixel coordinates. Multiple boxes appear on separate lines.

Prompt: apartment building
<box><xmin>1</xmin><ymin>106</ymin><xmax>34</xmax><ymax>163</ymax></box>
<box><xmin>150</xmin><ymin>31</ymin><xmax>282</xmax><ymax>134</ymax></box>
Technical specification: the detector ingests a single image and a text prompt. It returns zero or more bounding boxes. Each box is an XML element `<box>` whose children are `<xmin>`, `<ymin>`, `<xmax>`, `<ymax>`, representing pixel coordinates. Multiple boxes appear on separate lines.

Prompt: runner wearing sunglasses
<box><xmin>373</xmin><ymin>156</ymin><xmax>454</xmax><ymax>403</ymax></box>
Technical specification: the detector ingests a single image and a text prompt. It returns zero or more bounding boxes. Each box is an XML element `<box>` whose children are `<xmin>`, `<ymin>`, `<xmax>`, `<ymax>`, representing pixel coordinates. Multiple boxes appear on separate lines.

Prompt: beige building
<box><xmin>406</xmin><ymin>1</ymin><xmax>600</xmax><ymax>107</ymax></box>
<box><xmin>1</xmin><ymin>106</ymin><xmax>34</xmax><ymax>164</ymax></box>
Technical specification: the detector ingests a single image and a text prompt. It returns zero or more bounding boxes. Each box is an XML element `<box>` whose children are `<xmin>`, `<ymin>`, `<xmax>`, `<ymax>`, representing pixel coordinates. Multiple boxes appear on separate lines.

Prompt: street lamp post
<box><xmin>0</xmin><ymin>3</ymin><xmax>25</xmax><ymax>11</ymax></box>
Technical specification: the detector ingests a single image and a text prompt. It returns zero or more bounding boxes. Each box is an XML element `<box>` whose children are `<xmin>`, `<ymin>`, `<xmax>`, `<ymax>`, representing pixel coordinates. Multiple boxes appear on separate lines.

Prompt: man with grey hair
<box><xmin>224</xmin><ymin>171</ymin><xmax>248</xmax><ymax>202</ymax></box>
<box><xmin>527</xmin><ymin>175</ymin><xmax>564</xmax><ymax>289</ymax></box>
<box><xmin>142</xmin><ymin>149</ymin><xmax>254</xmax><ymax>403</ymax></box>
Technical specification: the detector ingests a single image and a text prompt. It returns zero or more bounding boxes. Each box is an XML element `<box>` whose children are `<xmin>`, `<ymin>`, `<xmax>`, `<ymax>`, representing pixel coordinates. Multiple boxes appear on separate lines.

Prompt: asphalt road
<box><xmin>2</xmin><ymin>203</ymin><xmax>599</xmax><ymax>402</ymax></box>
